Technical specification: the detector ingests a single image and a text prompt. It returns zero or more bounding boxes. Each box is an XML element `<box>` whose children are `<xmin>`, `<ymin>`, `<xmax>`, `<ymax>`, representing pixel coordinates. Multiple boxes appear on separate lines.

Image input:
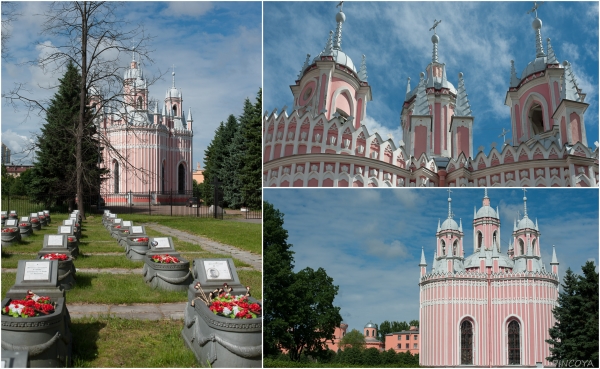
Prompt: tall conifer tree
<box><xmin>240</xmin><ymin>89</ymin><xmax>262</xmax><ymax>209</ymax></box>
<box><xmin>29</xmin><ymin>61</ymin><xmax>105</xmax><ymax>206</ymax></box>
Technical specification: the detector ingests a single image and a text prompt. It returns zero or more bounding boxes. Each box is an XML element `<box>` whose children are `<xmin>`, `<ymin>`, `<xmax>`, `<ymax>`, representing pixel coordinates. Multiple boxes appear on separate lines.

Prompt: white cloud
<box><xmin>561</xmin><ymin>42</ymin><xmax>580</xmax><ymax>63</ymax></box>
<box><xmin>0</xmin><ymin>130</ymin><xmax>35</xmax><ymax>163</ymax></box>
<box><xmin>361</xmin><ymin>114</ymin><xmax>403</xmax><ymax>145</ymax></box>
<box><xmin>366</xmin><ymin>239</ymin><xmax>410</xmax><ymax>259</ymax></box>
<box><xmin>161</xmin><ymin>2</ymin><xmax>214</xmax><ymax>18</ymax></box>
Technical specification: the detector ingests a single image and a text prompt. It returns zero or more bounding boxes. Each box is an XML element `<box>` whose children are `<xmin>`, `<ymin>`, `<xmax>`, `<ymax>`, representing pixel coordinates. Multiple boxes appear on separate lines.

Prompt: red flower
<box><xmin>133</xmin><ymin>237</ymin><xmax>149</xmax><ymax>242</ymax></box>
<box><xmin>1</xmin><ymin>228</ymin><xmax>17</xmax><ymax>233</ymax></box>
<box><xmin>19</xmin><ymin>223</ymin><xmax>28</xmax><ymax>227</ymax></box>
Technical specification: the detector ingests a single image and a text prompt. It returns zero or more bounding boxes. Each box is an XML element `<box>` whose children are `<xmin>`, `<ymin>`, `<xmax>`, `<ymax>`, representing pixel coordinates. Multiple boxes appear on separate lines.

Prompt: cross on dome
<box><xmin>172</xmin><ymin>64</ymin><xmax>176</xmax><ymax>88</ymax></box>
<box><xmin>447</xmin><ymin>188</ymin><xmax>453</xmax><ymax>219</ymax></box>
<box><xmin>522</xmin><ymin>188</ymin><xmax>528</xmax><ymax>217</ymax></box>
<box><xmin>527</xmin><ymin>1</ymin><xmax>544</xmax><ymax>18</ymax></box>
<box><xmin>429</xmin><ymin>19</ymin><xmax>442</xmax><ymax>63</ymax></box>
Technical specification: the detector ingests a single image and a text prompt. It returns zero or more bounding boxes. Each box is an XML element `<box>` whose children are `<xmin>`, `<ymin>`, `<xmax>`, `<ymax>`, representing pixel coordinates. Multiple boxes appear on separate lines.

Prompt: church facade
<box><xmin>93</xmin><ymin>55</ymin><xmax>194</xmax><ymax>204</ymax></box>
<box><xmin>418</xmin><ymin>190</ymin><xmax>559</xmax><ymax>366</ymax></box>
<box><xmin>263</xmin><ymin>5</ymin><xmax>598</xmax><ymax>188</ymax></box>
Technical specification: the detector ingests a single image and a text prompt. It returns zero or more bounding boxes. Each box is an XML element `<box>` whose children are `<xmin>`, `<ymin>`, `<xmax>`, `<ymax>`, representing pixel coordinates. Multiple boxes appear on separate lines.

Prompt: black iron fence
<box><xmin>0</xmin><ymin>190</ymin><xmax>261</xmax><ymax>220</ymax></box>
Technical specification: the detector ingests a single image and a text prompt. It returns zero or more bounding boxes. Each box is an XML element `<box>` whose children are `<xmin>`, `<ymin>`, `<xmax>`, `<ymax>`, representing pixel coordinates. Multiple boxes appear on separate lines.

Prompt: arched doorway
<box><xmin>461</xmin><ymin>320</ymin><xmax>473</xmax><ymax>365</ymax></box>
<box><xmin>508</xmin><ymin>320</ymin><xmax>520</xmax><ymax>365</ymax></box>
<box><xmin>114</xmin><ymin>161</ymin><xmax>120</xmax><ymax>194</ymax></box>
<box><xmin>178</xmin><ymin>163</ymin><xmax>185</xmax><ymax>194</ymax></box>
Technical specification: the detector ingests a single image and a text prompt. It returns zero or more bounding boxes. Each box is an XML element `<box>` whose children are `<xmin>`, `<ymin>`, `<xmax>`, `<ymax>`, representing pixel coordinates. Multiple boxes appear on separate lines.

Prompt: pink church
<box><xmin>263</xmin><ymin>4</ymin><xmax>598</xmax><ymax>187</ymax></box>
<box><xmin>94</xmin><ymin>54</ymin><xmax>193</xmax><ymax>203</ymax></box>
<box><xmin>419</xmin><ymin>190</ymin><xmax>559</xmax><ymax>366</ymax></box>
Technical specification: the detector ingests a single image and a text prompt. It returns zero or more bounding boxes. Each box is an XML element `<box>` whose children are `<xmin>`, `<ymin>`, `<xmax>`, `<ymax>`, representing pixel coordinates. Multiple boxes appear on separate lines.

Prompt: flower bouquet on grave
<box><xmin>151</xmin><ymin>254</ymin><xmax>181</xmax><ymax>264</ymax></box>
<box><xmin>40</xmin><ymin>253</ymin><xmax>69</xmax><ymax>261</ymax></box>
<box><xmin>191</xmin><ymin>282</ymin><xmax>261</xmax><ymax>320</ymax></box>
<box><xmin>132</xmin><ymin>237</ymin><xmax>149</xmax><ymax>242</ymax></box>
<box><xmin>2</xmin><ymin>227</ymin><xmax>18</xmax><ymax>233</ymax></box>
<box><xmin>2</xmin><ymin>290</ymin><xmax>55</xmax><ymax>318</ymax></box>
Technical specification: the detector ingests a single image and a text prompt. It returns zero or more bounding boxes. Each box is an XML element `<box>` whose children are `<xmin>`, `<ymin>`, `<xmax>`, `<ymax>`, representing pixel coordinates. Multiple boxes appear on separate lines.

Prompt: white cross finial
<box><xmin>527</xmin><ymin>1</ymin><xmax>544</xmax><ymax>18</ymax></box>
<box><xmin>499</xmin><ymin>128</ymin><xmax>510</xmax><ymax>144</ymax></box>
<box><xmin>172</xmin><ymin>64</ymin><xmax>176</xmax><ymax>88</ymax></box>
<box><xmin>336</xmin><ymin>1</ymin><xmax>343</xmax><ymax>11</ymax></box>
<box><xmin>429</xmin><ymin>19</ymin><xmax>442</xmax><ymax>34</ymax></box>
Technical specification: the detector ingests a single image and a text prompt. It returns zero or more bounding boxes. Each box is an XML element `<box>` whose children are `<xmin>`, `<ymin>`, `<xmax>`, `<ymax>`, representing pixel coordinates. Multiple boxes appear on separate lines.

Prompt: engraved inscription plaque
<box><xmin>154</xmin><ymin>237</ymin><xmax>170</xmax><ymax>248</ymax></box>
<box><xmin>204</xmin><ymin>260</ymin><xmax>232</xmax><ymax>280</ymax></box>
<box><xmin>131</xmin><ymin>226</ymin><xmax>144</xmax><ymax>234</ymax></box>
<box><xmin>23</xmin><ymin>261</ymin><xmax>51</xmax><ymax>281</ymax></box>
<box><xmin>48</xmin><ymin>235</ymin><xmax>64</xmax><ymax>246</ymax></box>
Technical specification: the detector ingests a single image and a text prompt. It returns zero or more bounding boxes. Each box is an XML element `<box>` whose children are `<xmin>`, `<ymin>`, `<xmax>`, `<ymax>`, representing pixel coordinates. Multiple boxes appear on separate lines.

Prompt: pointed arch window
<box><xmin>137</xmin><ymin>96</ymin><xmax>143</xmax><ymax>109</ymax></box>
<box><xmin>508</xmin><ymin>320</ymin><xmax>520</xmax><ymax>365</ymax></box>
<box><xmin>493</xmin><ymin>231</ymin><xmax>498</xmax><ymax>250</ymax></box>
<box><xmin>461</xmin><ymin>320</ymin><xmax>473</xmax><ymax>365</ymax></box>
<box><xmin>453</xmin><ymin>240</ymin><xmax>458</xmax><ymax>256</ymax></box>
<box><xmin>113</xmin><ymin>161</ymin><xmax>120</xmax><ymax>194</ymax></box>
<box><xmin>441</xmin><ymin>240</ymin><xmax>446</xmax><ymax>256</ymax></box>
<box><xmin>529</xmin><ymin>104</ymin><xmax>544</xmax><ymax>135</ymax></box>
<box><xmin>477</xmin><ymin>232</ymin><xmax>483</xmax><ymax>251</ymax></box>
<box><xmin>366</xmin><ymin>330</ymin><xmax>369</xmax><ymax>337</ymax></box>
<box><xmin>519</xmin><ymin>239</ymin><xmax>524</xmax><ymax>255</ymax></box>
<box><xmin>178</xmin><ymin>163</ymin><xmax>185</xmax><ymax>194</ymax></box>
<box><xmin>172</xmin><ymin>104</ymin><xmax>177</xmax><ymax>117</ymax></box>
<box><xmin>532</xmin><ymin>239</ymin><xmax>537</xmax><ymax>254</ymax></box>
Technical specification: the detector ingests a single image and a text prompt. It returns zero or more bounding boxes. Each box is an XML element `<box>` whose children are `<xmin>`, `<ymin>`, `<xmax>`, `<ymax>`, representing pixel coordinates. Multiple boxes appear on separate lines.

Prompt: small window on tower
<box><xmin>173</xmin><ymin>104</ymin><xmax>177</xmax><ymax>116</ymax></box>
<box><xmin>529</xmin><ymin>104</ymin><xmax>544</xmax><ymax>135</ymax></box>
<box><xmin>477</xmin><ymin>232</ymin><xmax>483</xmax><ymax>251</ymax></box>
<box><xmin>137</xmin><ymin>96</ymin><xmax>143</xmax><ymax>109</ymax></box>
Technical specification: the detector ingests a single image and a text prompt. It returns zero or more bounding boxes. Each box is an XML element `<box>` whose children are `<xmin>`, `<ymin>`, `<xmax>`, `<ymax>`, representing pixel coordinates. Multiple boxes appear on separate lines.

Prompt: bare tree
<box><xmin>1</xmin><ymin>1</ymin><xmax>20</xmax><ymax>61</ymax></box>
<box><xmin>5</xmin><ymin>1</ymin><xmax>164</xmax><ymax>218</ymax></box>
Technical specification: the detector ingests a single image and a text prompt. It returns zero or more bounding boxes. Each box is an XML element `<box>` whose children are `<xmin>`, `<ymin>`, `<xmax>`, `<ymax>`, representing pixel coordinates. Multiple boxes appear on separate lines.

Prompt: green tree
<box><xmin>28</xmin><ymin>61</ymin><xmax>105</xmax><ymax>208</ymax></box>
<box><xmin>263</xmin><ymin>201</ymin><xmax>296</xmax><ymax>357</ymax></box>
<box><xmin>239</xmin><ymin>89</ymin><xmax>262</xmax><ymax>209</ymax></box>
<box><xmin>222</xmin><ymin>111</ymin><xmax>245</xmax><ymax>209</ymax></box>
<box><xmin>362</xmin><ymin>347</ymin><xmax>382</xmax><ymax>365</ymax></box>
<box><xmin>547</xmin><ymin>261</ymin><xmax>599</xmax><ymax>367</ymax></box>
<box><xmin>380</xmin><ymin>348</ymin><xmax>397</xmax><ymax>365</ymax></box>
<box><xmin>378</xmin><ymin>320</ymin><xmax>410</xmax><ymax>342</ymax></box>
<box><xmin>1</xmin><ymin>165</ymin><xmax>15</xmax><ymax>197</ymax></box>
<box><xmin>409</xmin><ymin>319</ymin><xmax>419</xmax><ymax>328</ymax></box>
<box><xmin>339</xmin><ymin>329</ymin><xmax>366</xmax><ymax>350</ymax></box>
<box><xmin>263</xmin><ymin>201</ymin><xmax>342</xmax><ymax>361</ymax></box>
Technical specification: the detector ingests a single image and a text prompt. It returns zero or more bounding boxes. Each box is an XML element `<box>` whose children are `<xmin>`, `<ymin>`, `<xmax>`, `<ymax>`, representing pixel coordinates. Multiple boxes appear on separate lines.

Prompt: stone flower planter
<box><xmin>66</xmin><ymin>237</ymin><xmax>80</xmax><ymax>259</ymax></box>
<box><xmin>110</xmin><ymin>225</ymin><xmax>124</xmax><ymax>239</ymax></box>
<box><xmin>39</xmin><ymin>256</ymin><xmax>76</xmax><ymax>291</ymax></box>
<box><xmin>0</xmin><ymin>297</ymin><xmax>72</xmax><ymax>368</ymax></box>
<box><xmin>181</xmin><ymin>298</ymin><xmax>262</xmax><ymax>367</ymax></box>
<box><xmin>1</xmin><ymin>227</ymin><xmax>22</xmax><ymax>246</ymax></box>
<box><xmin>30</xmin><ymin>217</ymin><xmax>42</xmax><ymax>231</ymax></box>
<box><xmin>125</xmin><ymin>238</ymin><xmax>149</xmax><ymax>261</ymax></box>
<box><xmin>43</xmin><ymin>211</ymin><xmax>51</xmax><ymax>224</ymax></box>
<box><xmin>8</xmin><ymin>212</ymin><xmax>18</xmax><ymax>220</ymax></box>
<box><xmin>1</xmin><ymin>215</ymin><xmax>7</xmax><ymax>226</ymax></box>
<box><xmin>18</xmin><ymin>222</ymin><xmax>33</xmax><ymax>238</ymax></box>
<box><xmin>38</xmin><ymin>215</ymin><xmax>47</xmax><ymax>227</ymax></box>
<box><xmin>142</xmin><ymin>255</ymin><xmax>192</xmax><ymax>291</ymax></box>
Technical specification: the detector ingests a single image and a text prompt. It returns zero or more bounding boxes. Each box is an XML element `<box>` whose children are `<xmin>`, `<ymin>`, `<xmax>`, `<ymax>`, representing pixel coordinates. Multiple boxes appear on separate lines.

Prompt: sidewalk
<box><xmin>143</xmin><ymin>223</ymin><xmax>262</xmax><ymax>271</ymax></box>
<box><xmin>67</xmin><ymin>302</ymin><xmax>187</xmax><ymax>320</ymax></box>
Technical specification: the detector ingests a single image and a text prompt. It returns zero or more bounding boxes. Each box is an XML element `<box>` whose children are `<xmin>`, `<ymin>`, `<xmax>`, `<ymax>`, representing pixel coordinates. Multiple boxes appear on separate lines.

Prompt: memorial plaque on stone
<box><xmin>38</xmin><ymin>212</ymin><xmax>45</xmax><ymax>217</ymax></box>
<box><xmin>109</xmin><ymin>214</ymin><xmax>117</xmax><ymax>219</ymax></box>
<box><xmin>58</xmin><ymin>225</ymin><xmax>75</xmax><ymax>235</ymax></box>
<box><xmin>63</xmin><ymin>219</ymin><xmax>74</xmax><ymax>226</ymax></box>
<box><xmin>1</xmin><ymin>211</ymin><xmax>7</xmax><ymax>216</ymax></box>
<box><xmin>6</xmin><ymin>260</ymin><xmax>62</xmax><ymax>299</ymax></box>
<box><xmin>30</xmin><ymin>213</ymin><xmax>38</xmax><ymax>219</ymax></box>
<box><xmin>19</xmin><ymin>216</ymin><xmax>29</xmax><ymax>222</ymax></box>
<box><xmin>113</xmin><ymin>218</ymin><xmax>122</xmax><ymax>224</ymax></box>
<box><xmin>4</xmin><ymin>219</ymin><xmax>17</xmax><ymax>227</ymax></box>
<box><xmin>45</xmin><ymin>234</ymin><xmax>67</xmax><ymax>248</ymax></box>
<box><xmin>122</xmin><ymin>221</ymin><xmax>132</xmax><ymax>227</ymax></box>
<box><xmin>0</xmin><ymin>350</ymin><xmax>29</xmax><ymax>368</ymax></box>
<box><xmin>147</xmin><ymin>237</ymin><xmax>180</xmax><ymax>257</ymax></box>
<box><xmin>189</xmin><ymin>258</ymin><xmax>244</xmax><ymax>298</ymax></box>
<box><xmin>129</xmin><ymin>225</ymin><xmax>146</xmax><ymax>235</ymax></box>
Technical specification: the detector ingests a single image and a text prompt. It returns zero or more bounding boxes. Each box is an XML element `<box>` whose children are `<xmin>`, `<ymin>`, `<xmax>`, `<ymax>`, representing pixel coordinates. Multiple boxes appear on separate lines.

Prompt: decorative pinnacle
<box><xmin>522</xmin><ymin>188</ymin><xmax>528</xmax><ymax>217</ymax></box>
<box><xmin>298</xmin><ymin>54</ymin><xmax>311</xmax><ymax>79</ymax></box>
<box><xmin>406</xmin><ymin>77</ymin><xmax>411</xmax><ymax>95</ymax></box>
<box><xmin>333</xmin><ymin>4</ymin><xmax>346</xmax><ymax>51</ymax></box>
<box><xmin>172</xmin><ymin>64</ymin><xmax>176</xmax><ymax>88</ymax></box>
<box><xmin>447</xmin><ymin>188</ymin><xmax>453</xmax><ymax>219</ymax></box>
<box><xmin>336</xmin><ymin>1</ymin><xmax>344</xmax><ymax>12</ymax></box>
<box><xmin>528</xmin><ymin>2</ymin><xmax>545</xmax><ymax>57</ymax></box>
<box><xmin>430</xmin><ymin>19</ymin><xmax>441</xmax><ymax>63</ymax></box>
<box><xmin>484</xmin><ymin>188</ymin><xmax>488</xmax><ymax>199</ymax></box>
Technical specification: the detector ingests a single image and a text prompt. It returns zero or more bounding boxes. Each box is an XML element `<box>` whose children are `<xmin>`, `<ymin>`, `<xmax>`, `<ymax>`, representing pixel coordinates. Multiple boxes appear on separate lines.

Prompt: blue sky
<box><xmin>264</xmin><ymin>188</ymin><xmax>599</xmax><ymax>333</ymax></box>
<box><xmin>264</xmin><ymin>1</ymin><xmax>599</xmax><ymax>150</ymax></box>
<box><xmin>1</xmin><ymin>1</ymin><xmax>261</xmax><ymax>167</ymax></box>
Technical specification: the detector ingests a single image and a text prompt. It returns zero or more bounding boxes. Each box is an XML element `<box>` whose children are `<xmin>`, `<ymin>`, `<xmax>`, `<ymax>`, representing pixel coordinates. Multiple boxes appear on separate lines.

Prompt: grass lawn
<box><xmin>123</xmin><ymin>215</ymin><xmax>261</xmax><ymax>254</ymax></box>
<box><xmin>71</xmin><ymin>316</ymin><xmax>198</xmax><ymax>367</ymax></box>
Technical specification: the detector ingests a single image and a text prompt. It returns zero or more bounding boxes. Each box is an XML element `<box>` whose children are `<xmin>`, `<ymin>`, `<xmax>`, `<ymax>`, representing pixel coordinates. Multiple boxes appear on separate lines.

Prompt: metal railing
<box><xmin>1</xmin><ymin>191</ymin><xmax>261</xmax><ymax>220</ymax></box>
